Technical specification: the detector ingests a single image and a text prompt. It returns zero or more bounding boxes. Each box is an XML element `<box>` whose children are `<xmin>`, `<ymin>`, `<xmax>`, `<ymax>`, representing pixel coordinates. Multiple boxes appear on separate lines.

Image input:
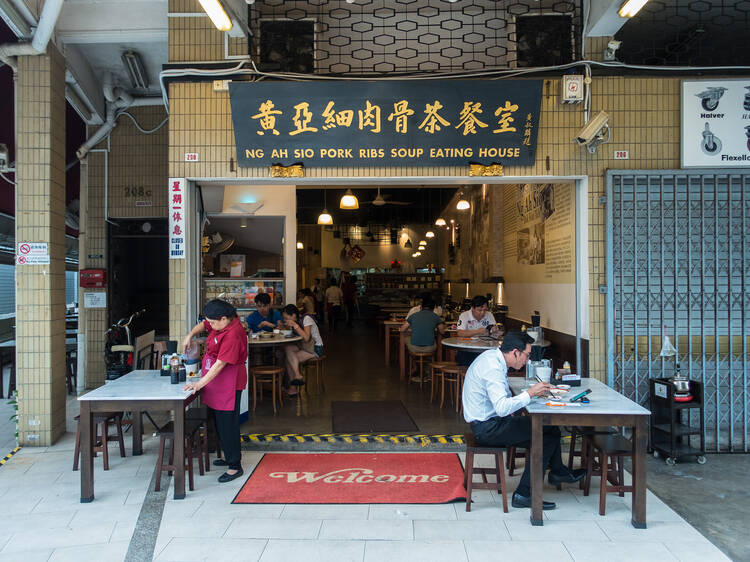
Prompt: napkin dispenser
<box><xmin>559</xmin><ymin>373</ymin><xmax>581</xmax><ymax>386</ymax></box>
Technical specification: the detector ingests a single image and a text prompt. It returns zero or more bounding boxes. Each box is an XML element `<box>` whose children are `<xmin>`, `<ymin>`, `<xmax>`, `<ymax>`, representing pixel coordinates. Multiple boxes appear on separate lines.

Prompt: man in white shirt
<box><xmin>462</xmin><ymin>331</ymin><xmax>586</xmax><ymax>510</ymax></box>
<box><xmin>455</xmin><ymin>295</ymin><xmax>499</xmax><ymax>366</ymax></box>
<box><xmin>324</xmin><ymin>278</ymin><xmax>344</xmax><ymax>332</ymax></box>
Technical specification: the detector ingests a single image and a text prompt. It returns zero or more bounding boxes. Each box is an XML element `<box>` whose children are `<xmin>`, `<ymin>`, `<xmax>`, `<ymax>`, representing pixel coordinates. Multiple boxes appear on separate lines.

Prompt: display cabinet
<box><xmin>202</xmin><ymin>277</ymin><xmax>284</xmax><ymax>313</ymax></box>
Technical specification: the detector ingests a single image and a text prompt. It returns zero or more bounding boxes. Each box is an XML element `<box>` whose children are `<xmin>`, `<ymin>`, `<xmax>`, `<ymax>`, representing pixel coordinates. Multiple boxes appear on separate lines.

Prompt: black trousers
<box><xmin>212</xmin><ymin>390</ymin><xmax>242</xmax><ymax>471</ymax></box>
<box><xmin>470</xmin><ymin>415</ymin><xmax>565</xmax><ymax>496</ymax></box>
<box><xmin>457</xmin><ymin>349</ymin><xmax>480</xmax><ymax>367</ymax></box>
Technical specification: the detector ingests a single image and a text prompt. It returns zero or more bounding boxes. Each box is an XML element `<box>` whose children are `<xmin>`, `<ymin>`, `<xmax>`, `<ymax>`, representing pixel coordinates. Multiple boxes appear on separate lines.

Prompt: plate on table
<box><xmin>259</xmin><ymin>332</ymin><xmax>274</xmax><ymax>339</ymax></box>
<box><xmin>549</xmin><ymin>388</ymin><xmax>568</xmax><ymax>396</ymax></box>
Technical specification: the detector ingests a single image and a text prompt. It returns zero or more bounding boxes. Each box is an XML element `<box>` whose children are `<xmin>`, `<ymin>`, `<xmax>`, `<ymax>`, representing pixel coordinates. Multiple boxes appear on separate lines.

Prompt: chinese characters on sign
<box><xmin>169</xmin><ymin>178</ymin><xmax>186</xmax><ymax>259</ymax></box>
<box><xmin>229</xmin><ymin>80</ymin><xmax>543</xmax><ymax>167</ymax></box>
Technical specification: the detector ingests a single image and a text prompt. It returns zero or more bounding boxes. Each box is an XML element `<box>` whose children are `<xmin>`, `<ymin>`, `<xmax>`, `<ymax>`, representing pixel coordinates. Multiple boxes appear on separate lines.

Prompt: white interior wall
<box><xmin>221</xmin><ymin>185</ymin><xmax>297</xmax><ymax>304</ymax></box>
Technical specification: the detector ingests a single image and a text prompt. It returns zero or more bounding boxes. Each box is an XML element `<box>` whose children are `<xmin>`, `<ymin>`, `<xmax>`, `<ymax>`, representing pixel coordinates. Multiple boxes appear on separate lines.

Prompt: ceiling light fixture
<box><xmin>618</xmin><ymin>0</ymin><xmax>650</xmax><ymax>17</ymax></box>
<box><xmin>425</xmin><ymin>230</ymin><xmax>435</xmax><ymax>238</ymax></box>
<box><xmin>340</xmin><ymin>188</ymin><xmax>359</xmax><ymax>209</ymax></box>
<box><xmin>296</xmin><ymin>241</ymin><xmax>304</xmax><ymax>250</ymax></box>
<box><xmin>456</xmin><ymin>195</ymin><xmax>470</xmax><ymax>210</ymax></box>
<box><xmin>198</xmin><ymin>0</ymin><xmax>233</xmax><ymax>31</ymax></box>
<box><xmin>240</xmin><ymin>217</ymin><xmax>247</xmax><ymax>228</ymax></box>
<box><xmin>414</xmin><ymin>251</ymin><xmax>422</xmax><ymax>257</ymax></box>
<box><xmin>122</xmin><ymin>50</ymin><xmax>149</xmax><ymax>89</ymax></box>
<box><xmin>434</xmin><ymin>217</ymin><xmax>446</xmax><ymax>226</ymax></box>
<box><xmin>419</xmin><ymin>240</ymin><xmax>427</xmax><ymax>246</ymax></box>
<box><xmin>318</xmin><ymin>190</ymin><xmax>333</xmax><ymax>225</ymax></box>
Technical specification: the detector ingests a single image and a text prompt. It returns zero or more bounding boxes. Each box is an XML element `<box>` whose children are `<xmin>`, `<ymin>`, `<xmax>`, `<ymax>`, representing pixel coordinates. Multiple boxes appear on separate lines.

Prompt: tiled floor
<box><xmin>0</xmin><ymin>323</ymin><xmax>736</xmax><ymax>561</ymax></box>
<box><xmin>0</xmin><ymin>442</ymin><xmax>730</xmax><ymax>562</ymax></box>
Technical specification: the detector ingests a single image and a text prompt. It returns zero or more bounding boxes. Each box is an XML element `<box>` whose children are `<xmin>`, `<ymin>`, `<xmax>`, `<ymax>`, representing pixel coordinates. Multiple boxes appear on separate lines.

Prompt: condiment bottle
<box><xmin>170</xmin><ymin>353</ymin><xmax>180</xmax><ymax>384</ymax></box>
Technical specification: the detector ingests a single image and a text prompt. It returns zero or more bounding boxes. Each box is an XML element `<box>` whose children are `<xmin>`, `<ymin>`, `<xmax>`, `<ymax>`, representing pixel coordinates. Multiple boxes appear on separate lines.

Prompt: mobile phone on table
<box><xmin>570</xmin><ymin>389</ymin><xmax>592</xmax><ymax>402</ymax></box>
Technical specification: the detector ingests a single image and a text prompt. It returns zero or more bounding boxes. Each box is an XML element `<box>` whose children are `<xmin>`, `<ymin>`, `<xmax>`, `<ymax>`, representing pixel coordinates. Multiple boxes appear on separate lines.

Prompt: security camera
<box><xmin>573</xmin><ymin>111</ymin><xmax>610</xmax><ymax>153</ymax></box>
<box><xmin>0</xmin><ymin>144</ymin><xmax>9</xmax><ymax>172</ymax></box>
<box><xmin>604</xmin><ymin>40</ymin><xmax>622</xmax><ymax>61</ymax></box>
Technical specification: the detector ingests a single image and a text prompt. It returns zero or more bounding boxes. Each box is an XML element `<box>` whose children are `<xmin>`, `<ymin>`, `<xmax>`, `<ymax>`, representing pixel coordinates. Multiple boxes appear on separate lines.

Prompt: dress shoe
<box><xmin>548</xmin><ymin>468</ymin><xmax>586</xmax><ymax>486</ymax></box>
<box><xmin>511</xmin><ymin>492</ymin><xmax>556</xmax><ymax>510</ymax></box>
<box><xmin>218</xmin><ymin>468</ymin><xmax>244</xmax><ymax>483</ymax></box>
<box><xmin>213</xmin><ymin>458</ymin><xmax>228</xmax><ymax>467</ymax></box>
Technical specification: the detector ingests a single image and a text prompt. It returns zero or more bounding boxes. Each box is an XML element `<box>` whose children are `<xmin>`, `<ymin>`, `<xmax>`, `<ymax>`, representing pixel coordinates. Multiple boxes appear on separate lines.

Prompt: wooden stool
<box><xmin>429</xmin><ymin>361</ymin><xmax>457</xmax><ymax>404</ymax></box>
<box><xmin>186</xmin><ymin>406</ymin><xmax>211</xmax><ymax>471</ymax></box>
<box><xmin>73</xmin><ymin>412</ymin><xmax>126</xmax><ymax>471</ymax></box>
<box><xmin>408</xmin><ymin>349</ymin><xmax>434</xmax><ymax>386</ymax></box>
<box><xmin>585</xmin><ymin>433</ymin><xmax>634</xmax><ymax>515</ymax></box>
<box><xmin>568</xmin><ymin>426</ymin><xmax>618</xmax><ymax>489</ymax></box>
<box><xmin>463</xmin><ymin>432</ymin><xmax>508</xmax><ymax>513</ymax></box>
<box><xmin>434</xmin><ymin>363</ymin><xmax>462</xmax><ymax>410</ymax></box>
<box><xmin>154</xmin><ymin>420</ymin><xmax>206</xmax><ymax>492</ymax></box>
<box><xmin>252</xmin><ymin>366</ymin><xmax>284</xmax><ymax>413</ymax></box>
<box><xmin>301</xmin><ymin>355</ymin><xmax>327</xmax><ymax>393</ymax></box>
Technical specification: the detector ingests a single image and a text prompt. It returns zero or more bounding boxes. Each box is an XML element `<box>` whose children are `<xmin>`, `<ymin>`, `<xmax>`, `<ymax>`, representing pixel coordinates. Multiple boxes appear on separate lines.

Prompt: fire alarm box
<box><xmin>80</xmin><ymin>269</ymin><xmax>107</xmax><ymax>288</ymax></box>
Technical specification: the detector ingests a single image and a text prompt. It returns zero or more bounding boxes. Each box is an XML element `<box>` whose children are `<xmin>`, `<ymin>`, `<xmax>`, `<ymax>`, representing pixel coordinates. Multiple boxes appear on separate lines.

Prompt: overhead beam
<box><xmin>64</xmin><ymin>44</ymin><xmax>105</xmax><ymax>124</ymax></box>
<box><xmin>56</xmin><ymin>0</ymin><xmax>167</xmax><ymax>44</ymax></box>
<box><xmin>586</xmin><ymin>0</ymin><xmax>630</xmax><ymax>37</ymax></box>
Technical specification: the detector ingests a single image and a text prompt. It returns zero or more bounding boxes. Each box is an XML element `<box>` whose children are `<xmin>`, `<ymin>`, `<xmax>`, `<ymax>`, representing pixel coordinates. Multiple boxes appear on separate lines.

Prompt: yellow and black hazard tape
<box><xmin>241</xmin><ymin>434</ymin><xmax>465</xmax><ymax>446</ymax></box>
<box><xmin>0</xmin><ymin>446</ymin><xmax>21</xmax><ymax>467</ymax></box>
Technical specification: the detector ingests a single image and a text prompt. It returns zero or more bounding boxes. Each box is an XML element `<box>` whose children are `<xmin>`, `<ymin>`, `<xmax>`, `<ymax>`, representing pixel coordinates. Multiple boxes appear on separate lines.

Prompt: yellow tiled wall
<box><xmin>166</xmin><ymin>75</ymin><xmax>688</xmax><ymax>382</ymax></box>
<box><xmin>81</xmin><ymin>106</ymin><xmax>168</xmax><ymax>388</ymax></box>
<box><xmin>15</xmin><ymin>45</ymin><xmax>67</xmax><ymax>446</ymax></box>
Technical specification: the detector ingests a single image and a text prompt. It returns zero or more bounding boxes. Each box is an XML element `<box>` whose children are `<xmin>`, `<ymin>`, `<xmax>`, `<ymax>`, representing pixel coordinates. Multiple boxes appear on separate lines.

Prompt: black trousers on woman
<box><xmin>212</xmin><ymin>389</ymin><xmax>242</xmax><ymax>471</ymax></box>
<box><xmin>470</xmin><ymin>415</ymin><xmax>565</xmax><ymax>497</ymax></box>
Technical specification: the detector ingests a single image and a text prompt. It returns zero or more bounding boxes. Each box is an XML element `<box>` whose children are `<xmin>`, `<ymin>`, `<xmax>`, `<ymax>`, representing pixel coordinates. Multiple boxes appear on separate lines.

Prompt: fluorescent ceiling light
<box><xmin>618</xmin><ymin>0</ymin><xmax>649</xmax><ymax>18</ymax></box>
<box><xmin>0</xmin><ymin>0</ymin><xmax>31</xmax><ymax>37</ymax></box>
<box><xmin>317</xmin><ymin>209</ymin><xmax>333</xmax><ymax>225</ymax></box>
<box><xmin>339</xmin><ymin>188</ymin><xmax>359</xmax><ymax>209</ymax></box>
<box><xmin>122</xmin><ymin>50</ymin><xmax>149</xmax><ymax>89</ymax></box>
<box><xmin>434</xmin><ymin>217</ymin><xmax>446</xmax><ymax>226</ymax></box>
<box><xmin>198</xmin><ymin>0</ymin><xmax>233</xmax><ymax>31</ymax></box>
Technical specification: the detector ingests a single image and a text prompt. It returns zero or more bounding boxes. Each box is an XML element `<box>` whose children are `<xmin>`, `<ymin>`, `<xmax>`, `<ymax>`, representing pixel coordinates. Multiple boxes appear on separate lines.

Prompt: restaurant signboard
<box><xmin>229</xmin><ymin>79</ymin><xmax>542</xmax><ymax>167</ymax></box>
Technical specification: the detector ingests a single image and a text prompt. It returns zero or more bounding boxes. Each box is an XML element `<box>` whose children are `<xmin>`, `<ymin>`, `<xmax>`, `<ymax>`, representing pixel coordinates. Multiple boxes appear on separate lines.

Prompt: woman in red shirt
<box><xmin>182</xmin><ymin>299</ymin><xmax>247</xmax><ymax>483</ymax></box>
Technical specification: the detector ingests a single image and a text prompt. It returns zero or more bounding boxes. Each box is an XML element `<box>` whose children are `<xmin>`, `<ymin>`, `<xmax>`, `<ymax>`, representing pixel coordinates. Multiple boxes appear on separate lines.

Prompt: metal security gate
<box><xmin>606</xmin><ymin>170</ymin><xmax>749</xmax><ymax>452</ymax></box>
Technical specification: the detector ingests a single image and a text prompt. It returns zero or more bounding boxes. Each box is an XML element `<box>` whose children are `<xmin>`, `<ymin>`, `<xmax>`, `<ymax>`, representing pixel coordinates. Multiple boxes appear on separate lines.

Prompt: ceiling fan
<box><xmin>360</xmin><ymin>187</ymin><xmax>412</xmax><ymax>206</ymax></box>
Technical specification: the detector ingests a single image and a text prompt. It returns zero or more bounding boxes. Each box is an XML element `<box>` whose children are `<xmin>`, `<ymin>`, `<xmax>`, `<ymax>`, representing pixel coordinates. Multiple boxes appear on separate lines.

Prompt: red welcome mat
<box><xmin>232</xmin><ymin>453</ymin><xmax>467</xmax><ymax>504</ymax></box>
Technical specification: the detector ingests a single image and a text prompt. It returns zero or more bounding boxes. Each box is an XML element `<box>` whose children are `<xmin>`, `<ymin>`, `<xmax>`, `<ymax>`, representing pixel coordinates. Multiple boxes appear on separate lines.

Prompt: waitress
<box><xmin>182</xmin><ymin>299</ymin><xmax>247</xmax><ymax>483</ymax></box>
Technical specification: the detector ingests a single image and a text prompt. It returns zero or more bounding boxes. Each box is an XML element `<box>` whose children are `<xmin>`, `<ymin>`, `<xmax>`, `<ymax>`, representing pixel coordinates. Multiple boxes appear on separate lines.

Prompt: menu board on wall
<box><xmin>681</xmin><ymin>79</ymin><xmax>750</xmax><ymax>168</ymax></box>
<box><xmin>503</xmin><ymin>183</ymin><xmax>575</xmax><ymax>284</ymax></box>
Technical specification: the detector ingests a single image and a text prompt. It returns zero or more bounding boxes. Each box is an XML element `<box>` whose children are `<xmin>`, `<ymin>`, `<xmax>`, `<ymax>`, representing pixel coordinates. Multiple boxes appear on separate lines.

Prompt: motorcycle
<box><xmin>105</xmin><ymin>308</ymin><xmax>145</xmax><ymax>380</ymax></box>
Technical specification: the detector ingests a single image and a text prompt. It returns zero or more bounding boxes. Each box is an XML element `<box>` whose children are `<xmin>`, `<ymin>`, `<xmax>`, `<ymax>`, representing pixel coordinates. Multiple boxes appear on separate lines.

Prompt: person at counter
<box><xmin>182</xmin><ymin>299</ymin><xmax>248</xmax><ymax>483</ymax></box>
<box><xmin>281</xmin><ymin>304</ymin><xmax>324</xmax><ymax>395</ymax></box>
<box><xmin>325</xmin><ymin>278</ymin><xmax>344</xmax><ymax>332</ymax></box>
<box><xmin>246</xmin><ymin>292</ymin><xmax>282</xmax><ymax>332</ymax></box>
<box><xmin>462</xmin><ymin>331</ymin><xmax>585</xmax><ymax>510</ymax></box>
<box><xmin>455</xmin><ymin>295</ymin><xmax>499</xmax><ymax>366</ymax></box>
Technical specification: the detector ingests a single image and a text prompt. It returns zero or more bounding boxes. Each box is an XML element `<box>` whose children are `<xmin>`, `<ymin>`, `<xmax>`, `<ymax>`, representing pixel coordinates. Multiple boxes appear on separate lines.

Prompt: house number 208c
<box><xmin>124</xmin><ymin>187</ymin><xmax>152</xmax><ymax>197</ymax></box>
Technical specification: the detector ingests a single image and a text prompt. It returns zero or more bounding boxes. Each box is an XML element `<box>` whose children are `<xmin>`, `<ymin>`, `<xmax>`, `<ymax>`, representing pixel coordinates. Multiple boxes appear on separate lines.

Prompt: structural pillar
<box><xmin>15</xmin><ymin>44</ymin><xmax>68</xmax><ymax>446</ymax></box>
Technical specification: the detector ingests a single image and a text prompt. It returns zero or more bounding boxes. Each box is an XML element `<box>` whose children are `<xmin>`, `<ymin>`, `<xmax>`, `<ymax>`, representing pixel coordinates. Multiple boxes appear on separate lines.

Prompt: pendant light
<box><xmin>434</xmin><ymin>217</ymin><xmax>446</xmax><ymax>226</ymax></box>
<box><xmin>340</xmin><ymin>188</ymin><xmax>359</xmax><ymax>209</ymax></box>
<box><xmin>419</xmin><ymin>240</ymin><xmax>427</xmax><ymax>246</ymax></box>
<box><xmin>318</xmin><ymin>190</ymin><xmax>333</xmax><ymax>225</ymax></box>
<box><xmin>425</xmin><ymin>230</ymin><xmax>435</xmax><ymax>238</ymax></box>
<box><xmin>456</xmin><ymin>194</ymin><xmax>470</xmax><ymax>210</ymax></box>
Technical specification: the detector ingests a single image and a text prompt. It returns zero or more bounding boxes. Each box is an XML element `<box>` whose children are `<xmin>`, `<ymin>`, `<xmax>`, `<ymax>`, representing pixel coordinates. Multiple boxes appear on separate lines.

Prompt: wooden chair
<box><xmin>66</xmin><ymin>350</ymin><xmax>77</xmax><ymax>394</ymax></box>
<box><xmin>585</xmin><ymin>433</ymin><xmax>634</xmax><ymax>515</ymax></box>
<box><xmin>463</xmin><ymin>432</ymin><xmax>509</xmax><ymax>513</ymax></box>
<box><xmin>436</xmin><ymin>363</ymin><xmax>464</xmax><ymax>411</ymax></box>
<box><xmin>73</xmin><ymin>412</ymin><xmax>126</xmax><ymax>471</ymax></box>
<box><xmin>408</xmin><ymin>349</ymin><xmax>434</xmax><ymax>386</ymax></box>
<box><xmin>154</xmin><ymin>420</ymin><xmax>207</xmax><ymax>492</ymax></box>
<box><xmin>301</xmin><ymin>355</ymin><xmax>327</xmax><ymax>393</ymax></box>
<box><xmin>251</xmin><ymin>366</ymin><xmax>284</xmax><ymax>413</ymax></box>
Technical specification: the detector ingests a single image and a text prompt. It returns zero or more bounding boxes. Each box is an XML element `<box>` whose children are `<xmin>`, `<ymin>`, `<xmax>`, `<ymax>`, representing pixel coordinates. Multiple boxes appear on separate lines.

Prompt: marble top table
<box><xmin>248</xmin><ymin>333</ymin><xmax>302</xmax><ymax>347</ymax></box>
<box><xmin>78</xmin><ymin>370</ymin><xmax>197</xmax><ymax>502</ymax></box>
<box><xmin>440</xmin><ymin>336</ymin><xmax>501</xmax><ymax>351</ymax></box>
<box><xmin>508</xmin><ymin>377</ymin><xmax>650</xmax><ymax>528</ymax></box>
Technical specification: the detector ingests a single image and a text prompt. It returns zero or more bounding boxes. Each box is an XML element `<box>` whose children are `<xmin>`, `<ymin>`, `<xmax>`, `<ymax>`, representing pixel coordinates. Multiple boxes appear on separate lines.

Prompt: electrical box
<box><xmin>80</xmin><ymin>269</ymin><xmax>107</xmax><ymax>288</ymax></box>
<box><xmin>561</xmin><ymin>75</ymin><xmax>584</xmax><ymax>104</ymax></box>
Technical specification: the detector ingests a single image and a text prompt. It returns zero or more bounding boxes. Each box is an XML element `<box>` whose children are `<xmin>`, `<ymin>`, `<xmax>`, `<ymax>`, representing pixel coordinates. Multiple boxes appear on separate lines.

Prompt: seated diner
<box><xmin>455</xmin><ymin>295</ymin><xmax>500</xmax><ymax>365</ymax></box>
<box><xmin>246</xmin><ymin>292</ymin><xmax>282</xmax><ymax>333</ymax></box>
<box><xmin>281</xmin><ymin>304</ymin><xmax>324</xmax><ymax>395</ymax></box>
